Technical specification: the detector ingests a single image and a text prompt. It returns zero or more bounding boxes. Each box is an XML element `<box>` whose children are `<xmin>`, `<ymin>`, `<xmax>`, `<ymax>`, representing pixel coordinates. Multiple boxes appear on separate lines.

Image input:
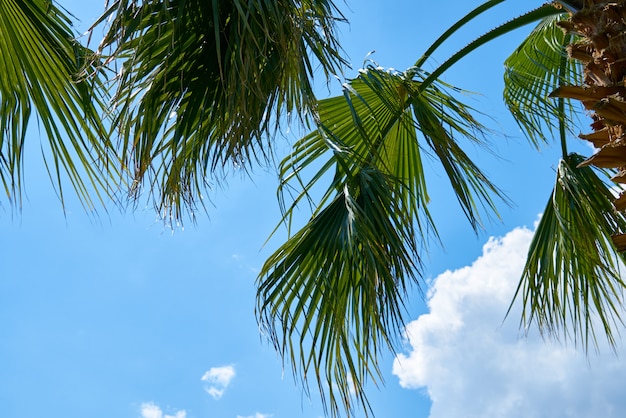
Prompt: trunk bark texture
<box><xmin>553</xmin><ymin>0</ymin><xmax>626</xmax><ymax>250</ymax></box>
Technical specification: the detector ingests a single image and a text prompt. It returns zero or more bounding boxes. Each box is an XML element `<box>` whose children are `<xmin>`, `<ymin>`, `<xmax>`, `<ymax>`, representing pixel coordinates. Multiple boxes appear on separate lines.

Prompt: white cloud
<box><xmin>236</xmin><ymin>414</ymin><xmax>273</xmax><ymax>418</ymax></box>
<box><xmin>231</xmin><ymin>252</ymin><xmax>260</xmax><ymax>274</ymax></box>
<box><xmin>206</xmin><ymin>386</ymin><xmax>225</xmax><ymax>399</ymax></box>
<box><xmin>202</xmin><ymin>365</ymin><xmax>236</xmax><ymax>399</ymax></box>
<box><xmin>393</xmin><ymin>225</ymin><xmax>626</xmax><ymax>418</ymax></box>
<box><xmin>140</xmin><ymin>402</ymin><xmax>186</xmax><ymax>418</ymax></box>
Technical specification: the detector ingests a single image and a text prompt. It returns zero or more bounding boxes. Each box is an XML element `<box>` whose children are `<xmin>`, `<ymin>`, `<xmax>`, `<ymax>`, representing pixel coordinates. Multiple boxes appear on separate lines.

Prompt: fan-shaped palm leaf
<box><xmin>258</xmin><ymin>63</ymin><xmax>507</xmax><ymax>416</ymax></box>
<box><xmin>504</xmin><ymin>13</ymin><xmax>582</xmax><ymax>147</ymax></box>
<box><xmin>0</xmin><ymin>0</ymin><xmax>111</xmax><ymax>209</ymax></box>
<box><xmin>94</xmin><ymin>0</ymin><xmax>346</xmax><ymax>220</ymax></box>
<box><xmin>513</xmin><ymin>153</ymin><xmax>626</xmax><ymax>350</ymax></box>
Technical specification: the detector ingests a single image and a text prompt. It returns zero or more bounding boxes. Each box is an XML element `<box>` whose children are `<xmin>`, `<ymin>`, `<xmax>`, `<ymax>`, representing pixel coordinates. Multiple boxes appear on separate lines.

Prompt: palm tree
<box><xmin>255</xmin><ymin>2</ymin><xmax>598</xmax><ymax>416</ymax></box>
<box><xmin>551</xmin><ymin>1</ymin><xmax>626</xmax><ymax>243</ymax></box>
<box><xmin>5</xmin><ymin>1</ymin><xmax>626</xmax><ymax>417</ymax></box>
<box><xmin>503</xmin><ymin>1</ymin><xmax>626</xmax><ymax>352</ymax></box>
<box><xmin>257</xmin><ymin>0</ymin><xmax>626</xmax><ymax>415</ymax></box>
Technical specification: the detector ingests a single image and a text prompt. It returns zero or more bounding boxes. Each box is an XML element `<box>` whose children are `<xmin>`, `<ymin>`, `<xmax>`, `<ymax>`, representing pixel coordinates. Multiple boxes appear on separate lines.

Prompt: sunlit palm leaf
<box><xmin>259</xmin><ymin>167</ymin><xmax>419</xmax><ymax>417</ymax></box>
<box><xmin>257</xmin><ymin>5</ymin><xmax>565</xmax><ymax>415</ymax></box>
<box><xmin>408</xmin><ymin>72</ymin><xmax>506</xmax><ymax>230</ymax></box>
<box><xmin>96</xmin><ymin>0</ymin><xmax>346</xmax><ymax>220</ymax></box>
<box><xmin>503</xmin><ymin>14</ymin><xmax>581</xmax><ymax>146</ymax></box>
<box><xmin>258</xmin><ymin>64</ymin><xmax>507</xmax><ymax>416</ymax></box>
<box><xmin>260</xmin><ymin>67</ymin><xmax>428</xmax><ymax>417</ymax></box>
<box><xmin>514</xmin><ymin>153</ymin><xmax>626</xmax><ymax>349</ymax></box>
<box><xmin>0</xmin><ymin>0</ymin><xmax>111</xmax><ymax>209</ymax></box>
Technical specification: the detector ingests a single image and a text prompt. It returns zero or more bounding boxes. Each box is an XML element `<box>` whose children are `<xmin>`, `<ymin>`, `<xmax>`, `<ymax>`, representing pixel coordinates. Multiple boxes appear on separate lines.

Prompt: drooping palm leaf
<box><xmin>513</xmin><ymin>153</ymin><xmax>626</xmax><ymax>350</ymax></box>
<box><xmin>259</xmin><ymin>166</ymin><xmax>420</xmax><ymax>417</ymax></box>
<box><xmin>503</xmin><ymin>13</ymin><xmax>581</xmax><ymax>147</ymax></box>
<box><xmin>258</xmin><ymin>63</ymin><xmax>507</xmax><ymax>417</ymax></box>
<box><xmin>260</xmin><ymin>66</ymin><xmax>430</xmax><ymax>416</ymax></box>
<box><xmin>95</xmin><ymin>0</ymin><xmax>346</xmax><ymax>220</ymax></box>
<box><xmin>0</xmin><ymin>0</ymin><xmax>111</xmax><ymax>209</ymax></box>
<box><xmin>258</xmin><ymin>3</ymin><xmax>566</xmax><ymax>416</ymax></box>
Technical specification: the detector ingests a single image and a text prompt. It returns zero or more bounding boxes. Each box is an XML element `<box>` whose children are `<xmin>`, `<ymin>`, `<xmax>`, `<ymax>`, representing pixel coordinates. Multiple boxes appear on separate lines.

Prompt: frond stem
<box><xmin>415</xmin><ymin>0</ymin><xmax>505</xmax><ymax>69</ymax></box>
<box><xmin>419</xmin><ymin>4</ymin><xmax>562</xmax><ymax>93</ymax></box>
<box><xmin>559</xmin><ymin>98</ymin><xmax>568</xmax><ymax>157</ymax></box>
<box><xmin>557</xmin><ymin>35</ymin><xmax>570</xmax><ymax>158</ymax></box>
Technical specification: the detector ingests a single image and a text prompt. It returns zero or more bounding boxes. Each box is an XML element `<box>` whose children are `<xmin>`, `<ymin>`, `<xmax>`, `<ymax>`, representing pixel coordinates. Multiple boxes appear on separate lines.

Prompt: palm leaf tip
<box><xmin>95</xmin><ymin>0</ymin><xmax>347</xmax><ymax>220</ymax></box>
<box><xmin>409</xmin><ymin>71</ymin><xmax>508</xmax><ymax>230</ymax></box>
<box><xmin>0</xmin><ymin>0</ymin><xmax>113</xmax><ymax>209</ymax></box>
<box><xmin>515</xmin><ymin>153</ymin><xmax>626</xmax><ymax>350</ymax></box>
<box><xmin>257</xmin><ymin>167</ymin><xmax>422</xmax><ymax>417</ymax></box>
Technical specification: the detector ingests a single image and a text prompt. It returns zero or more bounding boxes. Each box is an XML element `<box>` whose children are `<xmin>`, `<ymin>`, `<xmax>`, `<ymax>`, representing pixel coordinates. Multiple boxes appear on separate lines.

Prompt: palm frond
<box><xmin>513</xmin><ymin>153</ymin><xmax>626</xmax><ymax>350</ymax></box>
<box><xmin>0</xmin><ymin>0</ymin><xmax>112</xmax><ymax>209</ymax></box>
<box><xmin>95</xmin><ymin>0</ymin><xmax>347</xmax><ymax>221</ymax></box>
<box><xmin>503</xmin><ymin>14</ymin><xmax>581</xmax><ymax>147</ymax></box>
<box><xmin>259</xmin><ymin>167</ymin><xmax>420</xmax><ymax>417</ymax></box>
<box><xmin>408</xmin><ymin>72</ymin><xmax>506</xmax><ymax>230</ymax></box>
<box><xmin>258</xmin><ymin>64</ymin><xmax>507</xmax><ymax>417</ymax></box>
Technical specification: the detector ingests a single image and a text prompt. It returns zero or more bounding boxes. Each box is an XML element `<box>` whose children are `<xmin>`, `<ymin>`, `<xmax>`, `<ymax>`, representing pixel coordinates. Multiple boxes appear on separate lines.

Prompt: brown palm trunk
<box><xmin>552</xmin><ymin>0</ymin><xmax>626</xmax><ymax>250</ymax></box>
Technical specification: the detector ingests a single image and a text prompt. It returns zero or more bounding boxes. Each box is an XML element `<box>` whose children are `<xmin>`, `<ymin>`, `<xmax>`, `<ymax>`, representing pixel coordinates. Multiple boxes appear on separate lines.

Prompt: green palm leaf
<box><xmin>0</xmin><ymin>0</ymin><xmax>111</xmax><ymax>209</ymax></box>
<box><xmin>258</xmin><ymin>64</ymin><xmax>507</xmax><ymax>417</ymax></box>
<box><xmin>257</xmin><ymin>3</ymin><xmax>566</xmax><ymax>415</ymax></box>
<box><xmin>513</xmin><ymin>153</ymin><xmax>626</xmax><ymax>349</ymax></box>
<box><xmin>259</xmin><ymin>167</ymin><xmax>419</xmax><ymax>417</ymax></box>
<box><xmin>503</xmin><ymin>14</ymin><xmax>581</xmax><ymax>147</ymax></box>
<box><xmin>95</xmin><ymin>0</ymin><xmax>346</xmax><ymax>220</ymax></box>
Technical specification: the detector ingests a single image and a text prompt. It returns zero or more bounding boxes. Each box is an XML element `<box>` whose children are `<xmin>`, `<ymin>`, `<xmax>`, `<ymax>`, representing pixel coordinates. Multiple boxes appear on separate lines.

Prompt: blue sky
<box><xmin>3</xmin><ymin>1</ymin><xmax>626</xmax><ymax>418</ymax></box>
